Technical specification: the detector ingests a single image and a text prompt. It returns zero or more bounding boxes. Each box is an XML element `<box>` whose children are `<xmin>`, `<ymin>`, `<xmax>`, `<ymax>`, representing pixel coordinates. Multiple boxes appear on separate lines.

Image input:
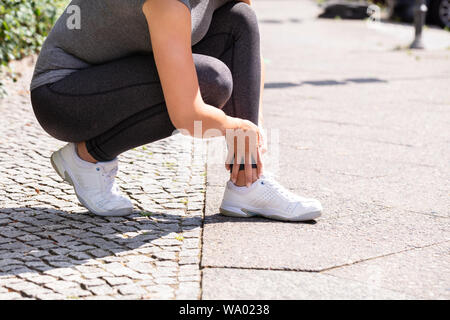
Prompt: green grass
<box><xmin>139</xmin><ymin>211</ymin><xmax>154</xmax><ymax>217</ymax></box>
<box><xmin>164</xmin><ymin>161</ymin><xmax>176</xmax><ymax>169</ymax></box>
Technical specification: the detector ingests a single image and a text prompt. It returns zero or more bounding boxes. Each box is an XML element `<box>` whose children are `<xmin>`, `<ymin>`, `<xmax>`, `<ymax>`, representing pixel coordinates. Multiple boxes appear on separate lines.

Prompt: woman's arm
<box><xmin>143</xmin><ymin>0</ymin><xmax>244</xmax><ymax>137</ymax></box>
<box><xmin>143</xmin><ymin>0</ymin><xmax>262</xmax><ymax>184</ymax></box>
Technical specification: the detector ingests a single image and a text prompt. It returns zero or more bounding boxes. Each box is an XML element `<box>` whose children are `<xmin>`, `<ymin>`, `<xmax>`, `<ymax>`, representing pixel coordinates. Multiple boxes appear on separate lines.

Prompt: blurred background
<box><xmin>318</xmin><ymin>0</ymin><xmax>449</xmax><ymax>29</ymax></box>
<box><xmin>1</xmin><ymin>0</ymin><xmax>449</xmax><ymax>93</ymax></box>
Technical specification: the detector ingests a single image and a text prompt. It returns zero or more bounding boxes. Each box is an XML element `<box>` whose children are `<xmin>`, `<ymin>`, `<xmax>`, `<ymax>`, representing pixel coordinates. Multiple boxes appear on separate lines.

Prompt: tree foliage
<box><xmin>0</xmin><ymin>0</ymin><xmax>68</xmax><ymax>96</ymax></box>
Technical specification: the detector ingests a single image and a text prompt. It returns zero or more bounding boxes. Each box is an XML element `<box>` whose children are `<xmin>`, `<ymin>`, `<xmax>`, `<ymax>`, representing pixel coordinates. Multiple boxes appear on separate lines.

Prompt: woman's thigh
<box><xmin>31</xmin><ymin>54</ymin><xmax>165</xmax><ymax>142</ymax></box>
<box><xmin>31</xmin><ymin>53</ymin><xmax>232</xmax><ymax>143</ymax></box>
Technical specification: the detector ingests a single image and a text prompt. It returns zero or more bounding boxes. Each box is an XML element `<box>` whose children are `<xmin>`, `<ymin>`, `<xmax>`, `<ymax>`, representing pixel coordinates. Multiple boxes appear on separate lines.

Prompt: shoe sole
<box><xmin>219</xmin><ymin>206</ymin><xmax>321</xmax><ymax>222</ymax></box>
<box><xmin>50</xmin><ymin>151</ymin><xmax>132</xmax><ymax>217</ymax></box>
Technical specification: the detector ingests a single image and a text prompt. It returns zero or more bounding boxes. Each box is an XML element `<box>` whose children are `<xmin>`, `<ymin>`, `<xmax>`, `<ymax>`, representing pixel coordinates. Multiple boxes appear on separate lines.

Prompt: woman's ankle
<box><xmin>76</xmin><ymin>142</ymin><xmax>98</xmax><ymax>164</ymax></box>
<box><xmin>232</xmin><ymin>169</ymin><xmax>259</xmax><ymax>187</ymax></box>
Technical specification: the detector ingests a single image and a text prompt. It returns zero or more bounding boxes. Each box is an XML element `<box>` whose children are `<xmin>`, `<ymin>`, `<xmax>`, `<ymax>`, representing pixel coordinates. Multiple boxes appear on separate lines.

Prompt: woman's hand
<box><xmin>225</xmin><ymin>118</ymin><xmax>264</xmax><ymax>187</ymax></box>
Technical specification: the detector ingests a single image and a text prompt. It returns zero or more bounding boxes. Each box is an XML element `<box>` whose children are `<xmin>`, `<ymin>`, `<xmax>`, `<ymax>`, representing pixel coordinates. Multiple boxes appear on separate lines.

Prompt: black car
<box><xmin>387</xmin><ymin>0</ymin><xmax>450</xmax><ymax>28</ymax></box>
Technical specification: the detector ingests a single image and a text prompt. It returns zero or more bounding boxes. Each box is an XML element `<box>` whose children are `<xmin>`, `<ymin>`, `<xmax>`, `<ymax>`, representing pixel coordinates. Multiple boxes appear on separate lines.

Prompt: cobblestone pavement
<box><xmin>0</xmin><ymin>57</ymin><xmax>206</xmax><ymax>300</ymax></box>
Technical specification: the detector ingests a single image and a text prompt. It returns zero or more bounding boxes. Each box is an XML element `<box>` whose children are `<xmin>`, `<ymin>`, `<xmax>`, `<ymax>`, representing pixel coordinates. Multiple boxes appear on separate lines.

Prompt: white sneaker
<box><xmin>50</xmin><ymin>143</ymin><xmax>133</xmax><ymax>216</ymax></box>
<box><xmin>220</xmin><ymin>175</ymin><xmax>322</xmax><ymax>221</ymax></box>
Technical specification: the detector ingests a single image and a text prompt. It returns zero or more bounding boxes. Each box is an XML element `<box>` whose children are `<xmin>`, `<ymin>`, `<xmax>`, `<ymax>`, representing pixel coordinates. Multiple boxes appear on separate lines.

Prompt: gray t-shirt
<box><xmin>30</xmin><ymin>0</ymin><xmax>231</xmax><ymax>91</ymax></box>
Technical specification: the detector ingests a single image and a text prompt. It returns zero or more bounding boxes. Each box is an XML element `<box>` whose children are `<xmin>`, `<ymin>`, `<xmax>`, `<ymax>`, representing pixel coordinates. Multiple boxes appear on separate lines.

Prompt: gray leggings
<box><xmin>31</xmin><ymin>2</ymin><xmax>261</xmax><ymax>162</ymax></box>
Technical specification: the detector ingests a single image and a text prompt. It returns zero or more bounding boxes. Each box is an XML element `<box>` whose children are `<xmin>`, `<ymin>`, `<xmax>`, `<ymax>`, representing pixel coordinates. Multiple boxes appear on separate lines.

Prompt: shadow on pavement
<box><xmin>0</xmin><ymin>206</ymin><xmax>203</xmax><ymax>277</ymax></box>
<box><xmin>259</xmin><ymin>18</ymin><xmax>302</xmax><ymax>24</ymax></box>
<box><xmin>0</xmin><ymin>206</ymin><xmax>318</xmax><ymax>278</ymax></box>
<box><xmin>205</xmin><ymin>213</ymin><xmax>318</xmax><ymax>225</ymax></box>
<box><xmin>265</xmin><ymin>77</ymin><xmax>388</xmax><ymax>89</ymax></box>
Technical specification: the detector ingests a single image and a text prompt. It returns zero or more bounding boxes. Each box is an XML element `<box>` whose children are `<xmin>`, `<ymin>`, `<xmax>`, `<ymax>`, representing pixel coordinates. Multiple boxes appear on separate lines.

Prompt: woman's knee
<box><xmin>31</xmin><ymin>87</ymin><xmax>86</xmax><ymax>142</ymax></box>
<box><xmin>226</xmin><ymin>2</ymin><xmax>260</xmax><ymax>37</ymax></box>
<box><xmin>194</xmin><ymin>55</ymin><xmax>233</xmax><ymax>109</ymax></box>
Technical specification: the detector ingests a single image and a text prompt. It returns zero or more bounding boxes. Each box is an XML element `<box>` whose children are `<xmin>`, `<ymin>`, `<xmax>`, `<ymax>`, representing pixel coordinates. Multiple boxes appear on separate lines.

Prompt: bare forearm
<box><xmin>143</xmin><ymin>0</ymin><xmax>249</xmax><ymax>139</ymax></box>
<box><xmin>179</xmin><ymin>101</ymin><xmax>240</xmax><ymax>138</ymax></box>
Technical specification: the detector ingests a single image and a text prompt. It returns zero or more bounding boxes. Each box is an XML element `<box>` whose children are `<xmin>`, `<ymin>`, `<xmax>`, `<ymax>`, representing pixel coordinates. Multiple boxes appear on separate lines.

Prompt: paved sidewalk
<box><xmin>0</xmin><ymin>58</ymin><xmax>205</xmax><ymax>299</ymax></box>
<box><xmin>202</xmin><ymin>0</ymin><xmax>450</xmax><ymax>299</ymax></box>
<box><xmin>0</xmin><ymin>0</ymin><xmax>449</xmax><ymax>300</ymax></box>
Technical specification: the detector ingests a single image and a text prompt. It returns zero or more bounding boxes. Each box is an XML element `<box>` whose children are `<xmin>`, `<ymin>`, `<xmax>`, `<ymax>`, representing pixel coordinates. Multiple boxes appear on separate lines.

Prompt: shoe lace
<box><xmin>263</xmin><ymin>175</ymin><xmax>298</xmax><ymax>201</ymax></box>
<box><xmin>99</xmin><ymin>165</ymin><xmax>118</xmax><ymax>192</ymax></box>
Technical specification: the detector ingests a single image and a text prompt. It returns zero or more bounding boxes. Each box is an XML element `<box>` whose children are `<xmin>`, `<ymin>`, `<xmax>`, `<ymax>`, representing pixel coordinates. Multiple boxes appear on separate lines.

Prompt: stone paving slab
<box><xmin>202</xmin><ymin>268</ymin><xmax>410</xmax><ymax>300</ymax></box>
<box><xmin>202</xmin><ymin>0</ymin><xmax>450</xmax><ymax>299</ymax></box>
<box><xmin>325</xmin><ymin>241</ymin><xmax>450</xmax><ymax>300</ymax></box>
<box><xmin>0</xmin><ymin>57</ymin><xmax>206</xmax><ymax>300</ymax></box>
<box><xmin>276</xmin><ymin>125</ymin><xmax>449</xmax><ymax>179</ymax></box>
<box><xmin>202</xmin><ymin>185</ymin><xmax>449</xmax><ymax>272</ymax></box>
<box><xmin>277</xmin><ymin>144</ymin><xmax>449</xmax><ymax>218</ymax></box>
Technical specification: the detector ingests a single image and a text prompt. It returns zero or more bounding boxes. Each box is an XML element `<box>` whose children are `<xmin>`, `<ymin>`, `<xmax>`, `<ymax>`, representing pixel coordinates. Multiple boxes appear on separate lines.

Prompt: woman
<box><xmin>30</xmin><ymin>0</ymin><xmax>322</xmax><ymax>221</ymax></box>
